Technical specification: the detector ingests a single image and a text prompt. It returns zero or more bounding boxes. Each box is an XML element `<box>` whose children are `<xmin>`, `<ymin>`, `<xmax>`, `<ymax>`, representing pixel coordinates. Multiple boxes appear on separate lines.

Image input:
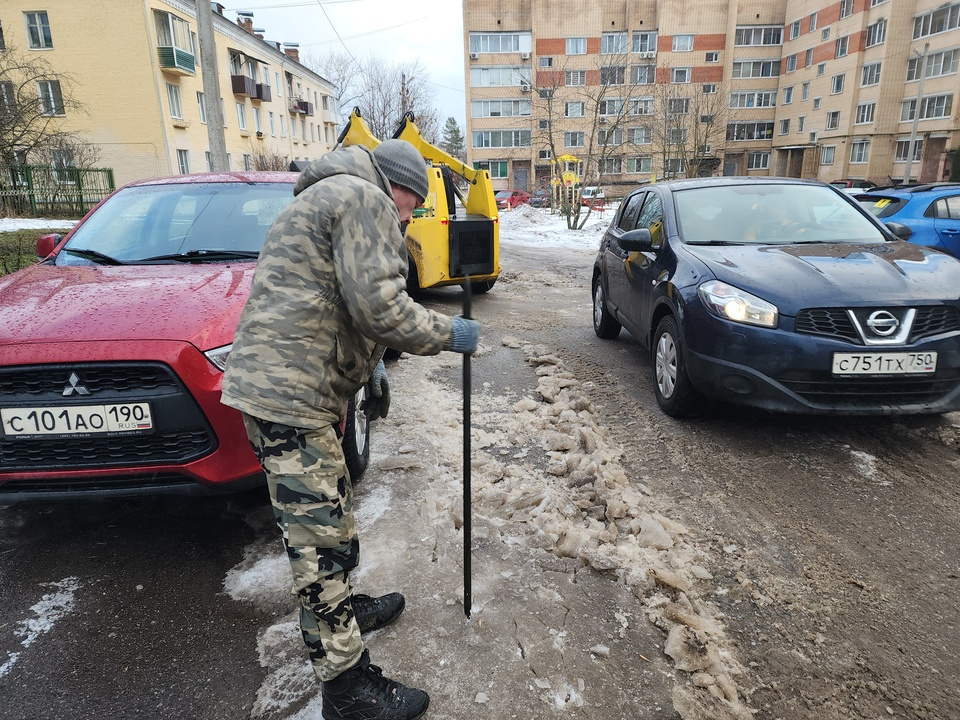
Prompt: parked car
<box><xmin>495</xmin><ymin>189</ymin><xmax>531</xmax><ymax>209</ymax></box>
<box><xmin>855</xmin><ymin>183</ymin><xmax>960</xmax><ymax>260</ymax></box>
<box><xmin>830</xmin><ymin>179</ymin><xmax>877</xmax><ymax>190</ymax></box>
<box><xmin>592</xmin><ymin>176</ymin><xmax>960</xmax><ymax>418</ymax></box>
<box><xmin>581</xmin><ymin>186</ymin><xmax>606</xmax><ymax>209</ymax></box>
<box><xmin>528</xmin><ymin>188</ymin><xmax>551</xmax><ymax>208</ymax></box>
<box><xmin>0</xmin><ymin>172</ymin><xmax>371</xmax><ymax>501</ymax></box>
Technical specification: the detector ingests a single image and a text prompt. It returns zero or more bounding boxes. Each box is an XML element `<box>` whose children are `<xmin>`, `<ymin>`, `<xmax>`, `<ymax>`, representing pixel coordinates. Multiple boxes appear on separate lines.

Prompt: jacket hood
<box><xmin>687</xmin><ymin>240</ymin><xmax>960</xmax><ymax>315</ymax></box>
<box><xmin>0</xmin><ymin>264</ymin><xmax>253</xmax><ymax>350</ymax></box>
<box><xmin>293</xmin><ymin>145</ymin><xmax>392</xmax><ymax>198</ymax></box>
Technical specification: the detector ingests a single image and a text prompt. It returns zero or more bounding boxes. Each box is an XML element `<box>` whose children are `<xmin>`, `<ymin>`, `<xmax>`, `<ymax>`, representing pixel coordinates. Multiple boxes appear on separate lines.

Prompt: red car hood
<box><xmin>0</xmin><ymin>263</ymin><xmax>253</xmax><ymax>350</ymax></box>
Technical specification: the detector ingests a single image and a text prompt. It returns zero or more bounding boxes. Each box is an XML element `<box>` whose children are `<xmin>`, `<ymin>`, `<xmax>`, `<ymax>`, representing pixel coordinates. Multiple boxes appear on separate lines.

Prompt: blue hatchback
<box><xmin>856</xmin><ymin>183</ymin><xmax>960</xmax><ymax>259</ymax></box>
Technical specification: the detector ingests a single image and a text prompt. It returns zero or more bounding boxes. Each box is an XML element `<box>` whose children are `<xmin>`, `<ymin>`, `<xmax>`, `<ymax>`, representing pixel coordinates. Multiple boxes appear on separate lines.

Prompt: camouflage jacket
<box><xmin>221</xmin><ymin>145</ymin><xmax>452</xmax><ymax>428</ymax></box>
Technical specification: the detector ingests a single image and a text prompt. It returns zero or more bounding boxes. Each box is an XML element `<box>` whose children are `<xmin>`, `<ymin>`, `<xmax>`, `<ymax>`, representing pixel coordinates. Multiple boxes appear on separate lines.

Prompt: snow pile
<box><xmin>496</xmin><ymin>205</ymin><xmax>614</xmax><ymax>250</ymax></box>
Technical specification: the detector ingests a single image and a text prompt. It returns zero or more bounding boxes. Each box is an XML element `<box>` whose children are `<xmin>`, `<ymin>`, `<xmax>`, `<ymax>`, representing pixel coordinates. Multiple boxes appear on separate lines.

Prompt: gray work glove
<box><xmin>362</xmin><ymin>359</ymin><xmax>390</xmax><ymax>420</ymax></box>
<box><xmin>446</xmin><ymin>316</ymin><xmax>481</xmax><ymax>354</ymax></box>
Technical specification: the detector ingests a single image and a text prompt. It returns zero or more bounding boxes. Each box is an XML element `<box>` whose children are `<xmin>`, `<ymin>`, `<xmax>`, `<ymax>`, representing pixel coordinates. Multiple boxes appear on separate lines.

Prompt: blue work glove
<box><xmin>446</xmin><ymin>316</ymin><xmax>481</xmax><ymax>354</ymax></box>
<box><xmin>362</xmin><ymin>359</ymin><xmax>390</xmax><ymax>420</ymax></box>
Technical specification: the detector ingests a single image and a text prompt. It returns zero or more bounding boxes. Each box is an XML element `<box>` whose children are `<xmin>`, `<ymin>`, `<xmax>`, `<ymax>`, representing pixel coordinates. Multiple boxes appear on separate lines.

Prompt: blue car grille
<box><xmin>779</xmin><ymin>374</ymin><xmax>960</xmax><ymax>407</ymax></box>
<box><xmin>0</xmin><ymin>362</ymin><xmax>216</xmax><ymax>473</ymax></box>
<box><xmin>796</xmin><ymin>306</ymin><xmax>960</xmax><ymax>343</ymax></box>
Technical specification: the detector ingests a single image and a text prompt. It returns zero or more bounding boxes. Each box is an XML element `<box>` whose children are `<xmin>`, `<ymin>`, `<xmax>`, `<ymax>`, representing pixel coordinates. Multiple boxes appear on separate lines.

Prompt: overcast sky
<box><xmin>225</xmin><ymin>0</ymin><xmax>468</xmax><ymax>129</ymax></box>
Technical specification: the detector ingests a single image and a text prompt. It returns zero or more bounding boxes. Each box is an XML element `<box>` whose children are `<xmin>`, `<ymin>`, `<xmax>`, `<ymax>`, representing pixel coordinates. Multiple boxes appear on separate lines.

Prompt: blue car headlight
<box><xmin>698</xmin><ymin>280</ymin><xmax>778</xmax><ymax>328</ymax></box>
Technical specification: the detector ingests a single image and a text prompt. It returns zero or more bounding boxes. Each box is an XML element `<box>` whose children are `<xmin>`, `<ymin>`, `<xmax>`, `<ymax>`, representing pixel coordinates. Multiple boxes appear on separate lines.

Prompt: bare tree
<box><xmin>305</xmin><ymin>52</ymin><xmax>441</xmax><ymax>143</ymax></box>
<box><xmin>247</xmin><ymin>142</ymin><xmax>289</xmax><ymax>171</ymax></box>
<box><xmin>0</xmin><ymin>41</ymin><xmax>85</xmax><ymax>167</ymax></box>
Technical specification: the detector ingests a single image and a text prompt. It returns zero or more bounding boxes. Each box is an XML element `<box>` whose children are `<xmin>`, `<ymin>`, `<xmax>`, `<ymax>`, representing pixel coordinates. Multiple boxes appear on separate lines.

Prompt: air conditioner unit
<box><xmin>469</xmin><ymin>52</ymin><xmax>479</xmax><ymax>60</ymax></box>
<box><xmin>599</xmin><ymin>116</ymin><xmax>608</xmax><ymax>124</ymax></box>
<box><xmin>520</xmin><ymin>84</ymin><xmax>531</xmax><ymax>93</ymax></box>
<box><xmin>520</xmin><ymin>52</ymin><xmax>530</xmax><ymax>60</ymax></box>
<box><xmin>639</xmin><ymin>51</ymin><xmax>657</xmax><ymax>59</ymax></box>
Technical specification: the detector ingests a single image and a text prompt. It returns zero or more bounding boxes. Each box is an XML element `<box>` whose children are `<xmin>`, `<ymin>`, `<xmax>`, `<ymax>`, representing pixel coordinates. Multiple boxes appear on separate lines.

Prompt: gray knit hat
<box><xmin>373</xmin><ymin>139</ymin><xmax>429</xmax><ymax>203</ymax></box>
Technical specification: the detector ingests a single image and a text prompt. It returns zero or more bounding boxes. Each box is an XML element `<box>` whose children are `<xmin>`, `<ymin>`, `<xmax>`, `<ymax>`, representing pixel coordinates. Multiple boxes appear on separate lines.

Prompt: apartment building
<box><xmin>1</xmin><ymin>1</ymin><xmax>339</xmax><ymax>185</ymax></box>
<box><xmin>463</xmin><ymin>0</ymin><xmax>959</xmax><ymax>193</ymax></box>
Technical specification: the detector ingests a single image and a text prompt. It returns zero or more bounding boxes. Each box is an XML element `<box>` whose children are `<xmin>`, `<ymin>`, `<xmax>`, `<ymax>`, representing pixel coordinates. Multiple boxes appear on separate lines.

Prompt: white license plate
<box><xmin>831</xmin><ymin>352</ymin><xmax>937</xmax><ymax>375</ymax></box>
<box><xmin>1</xmin><ymin>403</ymin><xmax>153</xmax><ymax>437</ymax></box>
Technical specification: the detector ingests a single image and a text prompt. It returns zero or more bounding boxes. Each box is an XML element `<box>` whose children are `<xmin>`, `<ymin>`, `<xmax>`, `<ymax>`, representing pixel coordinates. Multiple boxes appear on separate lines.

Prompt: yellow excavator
<box><xmin>337</xmin><ymin>107</ymin><xmax>500</xmax><ymax>294</ymax></box>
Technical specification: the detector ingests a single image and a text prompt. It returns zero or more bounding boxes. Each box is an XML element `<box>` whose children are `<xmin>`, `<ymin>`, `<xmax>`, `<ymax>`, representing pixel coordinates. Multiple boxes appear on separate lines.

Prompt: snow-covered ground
<box><xmin>0</xmin><ymin>218</ymin><xmax>76</xmax><ymax>232</ymax></box>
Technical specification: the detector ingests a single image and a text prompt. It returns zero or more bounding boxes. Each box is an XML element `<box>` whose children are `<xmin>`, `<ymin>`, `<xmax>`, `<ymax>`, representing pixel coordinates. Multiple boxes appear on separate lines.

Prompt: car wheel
<box><xmin>592</xmin><ymin>278</ymin><xmax>621</xmax><ymax>339</ymax></box>
<box><xmin>342</xmin><ymin>387</ymin><xmax>370</xmax><ymax>481</ymax></box>
<box><xmin>469</xmin><ymin>278</ymin><xmax>496</xmax><ymax>294</ymax></box>
<box><xmin>406</xmin><ymin>257</ymin><xmax>421</xmax><ymax>297</ymax></box>
<box><xmin>652</xmin><ymin>315</ymin><xmax>698</xmax><ymax>418</ymax></box>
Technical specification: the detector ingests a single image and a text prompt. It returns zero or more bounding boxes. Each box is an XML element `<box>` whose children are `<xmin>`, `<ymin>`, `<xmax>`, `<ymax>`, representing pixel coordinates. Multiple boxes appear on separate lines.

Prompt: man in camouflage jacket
<box><xmin>222</xmin><ymin>139</ymin><xmax>479</xmax><ymax>720</ymax></box>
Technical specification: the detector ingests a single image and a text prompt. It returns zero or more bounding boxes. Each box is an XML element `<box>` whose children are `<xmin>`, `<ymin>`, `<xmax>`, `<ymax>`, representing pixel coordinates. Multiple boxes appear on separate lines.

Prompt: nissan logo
<box><xmin>866</xmin><ymin>310</ymin><xmax>899</xmax><ymax>337</ymax></box>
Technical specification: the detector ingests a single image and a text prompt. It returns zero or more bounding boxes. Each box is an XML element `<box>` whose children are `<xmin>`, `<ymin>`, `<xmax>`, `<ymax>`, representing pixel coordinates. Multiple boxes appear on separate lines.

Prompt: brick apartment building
<box><xmin>1</xmin><ymin>0</ymin><xmax>339</xmax><ymax>185</ymax></box>
<box><xmin>462</xmin><ymin>0</ymin><xmax>959</xmax><ymax>195</ymax></box>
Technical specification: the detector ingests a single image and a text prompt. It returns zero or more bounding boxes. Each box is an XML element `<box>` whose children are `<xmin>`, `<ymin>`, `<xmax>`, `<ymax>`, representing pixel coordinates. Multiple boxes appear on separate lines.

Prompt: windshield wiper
<box><xmin>138</xmin><ymin>249</ymin><xmax>260</xmax><ymax>263</ymax></box>
<box><xmin>684</xmin><ymin>240</ymin><xmax>744</xmax><ymax>246</ymax></box>
<box><xmin>61</xmin><ymin>247</ymin><xmax>126</xmax><ymax>265</ymax></box>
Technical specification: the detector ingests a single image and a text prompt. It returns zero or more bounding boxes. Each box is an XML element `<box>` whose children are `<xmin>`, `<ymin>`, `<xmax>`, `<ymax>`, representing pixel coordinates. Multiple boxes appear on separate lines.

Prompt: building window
<box><xmin>900</xmin><ymin>93</ymin><xmax>954</xmax><ymax>121</ymax></box>
<box><xmin>667</xmin><ymin>128</ymin><xmax>687</xmax><ymax>144</ymax></box>
<box><xmin>628</xmin><ymin>127</ymin><xmax>652</xmax><ymax>144</ymax></box>
<box><xmin>798</xmin><ymin>115</ymin><xmax>805</xmax><ymax>132</ymax></box>
<box><xmin>241</xmin><ymin>154</ymin><xmax>251</xmax><ymax>170</ymax></box>
<box><xmin>748</xmin><ymin>152</ymin><xmax>770</xmax><ymax>170</ymax></box>
<box><xmin>702</xmin><ymin>83</ymin><xmax>717</xmax><ymax>94</ymax></box>
<box><xmin>177</xmin><ymin>149</ymin><xmax>190</xmax><ymax>174</ymax></box>
<box><xmin>671</xmin><ymin>67</ymin><xmax>691</xmax><ymax>83</ymax></box>
<box><xmin>25</xmin><ymin>11</ymin><xmax>53</xmax><ymax>49</ymax></box>
<box><xmin>865</xmin><ymin>19</ymin><xmax>887</xmax><ymax>47</ymax></box>
<box><xmin>469</xmin><ymin>32</ymin><xmax>528</xmax><ymax>53</ymax></box>
<box><xmin>817</xmin><ymin>63</ymin><xmax>826</xmax><ymax>76</ymax></box>
<box><xmin>474</xmin><ymin>160</ymin><xmax>508</xmax><ymax>179</ymax></box>
<box><xmin>631</xmin><ymin>65</ymin><xmax>655</xmax><ymax>85</ymax></box>
<box><xmin>197</xmin><ymin>92</ymin><xmax>206</xmax><ymax>123</ymax></box>
<box><xmin>269</xmin><ymin>111</ymin><xmax>276</xmax><ymax>136</ymax></box>
<box><xmin>732</xmin><ymin>60</ymin><xmax>780</xmax><ymax>78</ymax></box>
<box><xmin>783</xmin><ymin>86</ymin><xmax>794</xmax><ymax>104</ymax></box>
<box><xmin>826</xmin><ymin>111</ymin><xmax>840</xmax><ymax>129</ymax></box>
<box><xmin>822</xmin><ymin>28</ymin><xmax>831</xmax><ymax>40</ymax></box>
<box><xmin>254</xmin><ymin>107</ymin><xmax>262</xmax><ymax>133</ymax></box>
<box><xmin>734</xmin><ymin>26</ymin><xmax>783</xmax><ymax>46</ymax></box>
<box><xmin>598</xmin><ymin>129</ymin><xmax>623</xmax><ymax>147</ymax></box>
<box><xmin>237</xmin><ymin>102</ymin><xmax>247</xmax><ymax>130</ymax></box>
<box><xmin>908</xmin><ymin>49</ymin><xmax>960</xmax><ymax>80</ymax></box>
<box><xmin>779</xmin><ymin>119</ymin><xmax>790</xmax><ymax>135</ymax></box>
<box><xmin>667</xmin><ymin>98</ymin><xmax>690</xmax><ymax>114</ymax></box>
<box><xmin>600</xmin><ymin>66</ymin><xmax>626</xmax><ymax>85</ymax></box>
<box><xmin>472</xmin><ymin>99</ymin><xmax>532</xmax><ymax>117</ymax></box>
<box><xmin>598</xmin><ymin>98</ymin><xmax>625</xmax><ymax>115</ymax></box>
<box><xmin>538</xmin><ymin>149</ymin><xmax>552</xmax><ymax>160</ymax></box>
<box><xmin>836</xmin><ymin>36</ymin><xmax>849</xmax><ymax>58</ymax></box>
<box><xmin>565</xmin><ymin>101</ymin><xmax>584</xmax><ymax>117</ymax></box>
<box><xmin>821</xmin><ymin>146</ymin><xmax>836</xmax><ymax>164</ymax></box>
<box><xmin>855</xmin><ymin>102</ymin><xmax>876</xmax><ymax>124</ymax></box>
<box><xmin>729</xmin><ymin>91</ymin><xmax>777</xmax><ymax>108</ymax></box>
<box><xmin>862</xmin><ymin>63</ymin><xmax>882</xmax><ymax>86</ymax></box>
<box><xmin>805</xmin><ymin>48</ymin><xmax>813</xmax><ymax>67</ymax></box>
<box><xmin>790</xmin><ymin>20</ymin><xmax>801</xmax><ymax>39</ymax></box>
<box><xmin>472</xmin><ymin>130</ymin><xmax>532</xmax><ymax>148</ymax></box>
<box><xmin>726</xmin><ymin>122</ymin><xmax>774</xmax><ymax>140</ymax></box>
<box><xmin>566</xmin><ymin>37</ymin><xmax>587</xmax><ymax>55</ymax></box>
<box><xmin>470</xmin><ymin>67</ymin><xmax>531</xmax><ymax>87</ymax></box>
<box><xmin>599</xmin><ymin>157</ymin><xmax>622</xmax><ymax>174</ymax></box>
<box><xmin>831</xmin><ymin>73</ymin><xmax>845</xmax><ymax>94</ymax></box>
<box><xmin>813</xmin><ymin>97</ymin><xmax>822</xmax><ymax>109</ymax></box>
<box><xmin>895</xmin><ymin>139</ymin><xmax>923</xmax><ymax>162</ymax></box>
<box><xmin>602</xmin><ymin>32</ymin><xmax>628</xmax><ymax>54</ymax></box>
<box><xmin>280</xmin><ymin>114</ymin><xmax>287</xmax><ymax>137</ymax></box>
<box><xmin>37</xmin><ymin>79</ymin><xmax>64</xmax><ymax>116</ymax></box>
<box><xmin>809</xmin><ymin>13</ymin><xmax>818</xmax><ymax>31</ymax></box>
<box><xmin>51</xmin><ymin>149</ymin><xmax>75</xmax><ymax>184</ymax></box>
<box><xmin>630</xmin><ymin>97</ymin><xmax>654</xmax><ymax>115</ymax></box>
<box><xmin>850</xmin><ymin>139</ymin><xmax>870</xmax><ymax>163</ymax></box>
<box><xmin>538</xmin><ymin>119</ymin><xmax>549</xmax><ymax>130</ymax></box>
<box><xmin>672</xmin><ymin>34</ymin><xmax>694</xmax><ymax>52</ymax></box>
<box><xmin>539</xmin><ymin>56</ymin><xmax>553</xmax><ymax>67</ymax></box>
<box><xmin>913</xmin><ymin>3</ymin><xmax>960</xmax><ymax>39</ymax></box>
<box><xmin>626</xmin><ymin>156</ymin><xmax>652</xmax><ymax>173</ymax></box>
<box><xmin>666</xmin><ymin>158</ymin><xmax>685</xmax><ymax>175</ymax></box>
<box><xmin>632</xmin><ymin>31</ymin><xmax>658</xmax><ymax>53</ymax></box>
<box><xmin>564</xmin><ymin>131</ymin><xmax>584</xmax><ymax>147</ymax></box>
<box><xmin>840</xmin><ymin>0</ymin><xmax>854</xmax><ymax>18</ymax></box>
<box><xmin>565</xmin><ymin>70</ymin><xmax>586</xmax><ymax>86</ymax></box>
<box><xmin>205</xmin><ymin>151</ymin><xmax>213</xmax><ymax>171</ymax></box>
<box><xmin>786</xmin><ymin>54</ymin><xmax>798</xmax><ymax>72</ymax></box>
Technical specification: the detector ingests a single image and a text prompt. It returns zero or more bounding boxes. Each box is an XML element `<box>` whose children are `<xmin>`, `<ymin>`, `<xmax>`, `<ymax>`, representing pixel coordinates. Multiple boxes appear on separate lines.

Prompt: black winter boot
<box><xmin>321</xmin><ymin>650</ymin><xmax>429</xmax><ymax>720</ymax></box>
<box><xmin>353</xmin><ymin>593</ymin><xmax>405</xmax><ymax>634</ymax></box>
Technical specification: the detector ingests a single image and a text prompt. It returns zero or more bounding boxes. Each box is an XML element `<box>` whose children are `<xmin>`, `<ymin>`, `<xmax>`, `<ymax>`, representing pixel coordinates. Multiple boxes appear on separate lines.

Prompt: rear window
<box><xmin>856</xmin><ymin>196</ymin><xmax>909</xmax><ymax>219</ymax></box>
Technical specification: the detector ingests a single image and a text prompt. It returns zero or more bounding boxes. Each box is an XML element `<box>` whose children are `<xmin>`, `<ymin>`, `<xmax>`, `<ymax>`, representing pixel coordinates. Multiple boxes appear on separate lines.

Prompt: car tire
<box><xmin>652</xmin><ymin>315</ymin><xmax>698</xmax><ymax>418</ymax></box>
<box><xmin>343</xmin><ymin>387</ymin><xmax>370</xmax><ymax>482</ymax></box>
<box><xmin>592</xmin><ymin>278</ymin><xmax>621</xmax><ymax>339</ymax></box>
<box><xmin>406</xmin><ymin>257</ymin><xmax>422</xmax><ymax>297</ymax></box>
<box><xmin>469</xmin><ymin>278</ymin><xmax>496</xmax><ymax>294</ymax></box>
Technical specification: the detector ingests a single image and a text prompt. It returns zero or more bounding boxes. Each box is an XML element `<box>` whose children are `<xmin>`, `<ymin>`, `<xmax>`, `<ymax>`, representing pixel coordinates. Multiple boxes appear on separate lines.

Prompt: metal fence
<box><xmin>0</xmin><ymin>164</ymin><xmax>115</xmax><ymax>218</ymax></box>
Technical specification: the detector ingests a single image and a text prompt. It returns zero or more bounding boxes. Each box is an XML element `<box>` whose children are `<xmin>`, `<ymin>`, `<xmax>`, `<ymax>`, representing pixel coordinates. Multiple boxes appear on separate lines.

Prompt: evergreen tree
<box><xmin>440</xmin><ymin>117</ymin><xmax>466</xmax><ymax>161</ymax></box>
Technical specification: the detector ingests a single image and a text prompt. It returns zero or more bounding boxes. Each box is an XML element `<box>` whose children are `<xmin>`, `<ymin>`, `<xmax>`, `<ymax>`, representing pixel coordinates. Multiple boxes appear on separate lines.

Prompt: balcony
<box><xmin>289</xmin><ymin>99</ymin><xmax>313</xmax><ymax>115</ymax></box>
<box><xmin>231</xmin><ymin>75</ymin><xmax>256</xmax><ymax>97</ymax></box>
<box><xmin>255</xmin><ymin>83</ymin><xmax>272</xmax><ymax>102</ymax></box>
<box><xmin>157</xmin><ymin>46</ymin><xmax>195</xmax><ymax>75</ymax></box>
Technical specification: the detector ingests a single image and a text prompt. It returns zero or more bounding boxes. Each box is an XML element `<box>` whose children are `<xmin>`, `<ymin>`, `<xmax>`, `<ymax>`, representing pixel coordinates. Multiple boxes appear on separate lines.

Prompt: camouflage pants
<box><xmin>242</xmin><ymin>415</ymin><xmax>363</xmax><ymax>681</ymax></box>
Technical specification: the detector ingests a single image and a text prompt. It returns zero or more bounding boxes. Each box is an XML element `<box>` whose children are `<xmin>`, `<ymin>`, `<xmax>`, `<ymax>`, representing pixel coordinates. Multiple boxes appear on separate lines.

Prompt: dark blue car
<box><xmin>592</xmin><ymin>177</ymin><xmax>960</xmax><ymax>417</ymax></box>
<box><xmin>856</xmin><ymin>183</ymin><xmax>960</xmax><ymax>260</ymax></box>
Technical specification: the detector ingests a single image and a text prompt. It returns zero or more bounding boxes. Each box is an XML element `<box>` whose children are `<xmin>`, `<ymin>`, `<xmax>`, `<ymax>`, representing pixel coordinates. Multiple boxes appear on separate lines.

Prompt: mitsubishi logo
<box><xmin>62</xmin><ymin>372</ymin><xmax>91</xmax><ymax>396</ymax></box>
<box><xmin>866</xmin><ymin>310</ymin><xmax>899</xmax><ymax>337</ymax></box>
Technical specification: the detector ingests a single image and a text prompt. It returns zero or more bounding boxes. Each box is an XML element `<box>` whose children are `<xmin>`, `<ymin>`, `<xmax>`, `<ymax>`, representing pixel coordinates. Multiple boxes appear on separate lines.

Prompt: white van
<box><xmin>581</xmin><ymin>186</ymin><xmax>605</xmax><ymax>207</ymax></box>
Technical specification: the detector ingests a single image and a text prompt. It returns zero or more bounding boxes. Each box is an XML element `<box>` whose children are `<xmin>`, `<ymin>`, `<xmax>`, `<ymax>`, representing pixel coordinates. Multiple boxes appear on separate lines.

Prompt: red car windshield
<box><xmin>58</xmin><ymin>182</ymin><xmax>294</xmax><ymax>265</ymax></box>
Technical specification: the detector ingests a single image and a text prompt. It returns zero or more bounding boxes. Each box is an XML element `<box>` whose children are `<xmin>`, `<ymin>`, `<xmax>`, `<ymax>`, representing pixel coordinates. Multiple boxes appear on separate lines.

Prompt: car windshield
<box><xmin>495</xmin><ymin>191</ymin><xmax>510</xmax><ymax>199</ymax></box>
<box><xmin>57</xmin><ymin>182</ymin><xmax>294</xmax><ymax>265</ymax></box>
<box><xmin>674</xmin><ymin>184</ymin><xmax>888</xmax><ymax>245</ymax></box>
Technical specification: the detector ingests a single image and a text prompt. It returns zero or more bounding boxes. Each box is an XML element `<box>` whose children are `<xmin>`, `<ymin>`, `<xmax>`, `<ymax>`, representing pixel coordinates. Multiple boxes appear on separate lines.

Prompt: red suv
<box><xmin>0</xmin><ymin>172</ymin><xmax>370</xmax><ymax>500</ymax></box>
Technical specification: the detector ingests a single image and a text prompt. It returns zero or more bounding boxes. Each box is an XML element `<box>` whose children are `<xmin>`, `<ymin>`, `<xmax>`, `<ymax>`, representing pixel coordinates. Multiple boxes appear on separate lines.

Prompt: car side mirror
<box><xmin>885</xmin><ymin>222</ymin><xmax>913</xmax><ymax>240</ymax></box>
<box><xmin>36</xmin><ymin>233</ymin><xmax>63</xmax><ymax>258</ymax></box>
<box><xmin>619</xmin><ymin>228</ymin><xmax>654</xmax><ymax>252</ymax></box>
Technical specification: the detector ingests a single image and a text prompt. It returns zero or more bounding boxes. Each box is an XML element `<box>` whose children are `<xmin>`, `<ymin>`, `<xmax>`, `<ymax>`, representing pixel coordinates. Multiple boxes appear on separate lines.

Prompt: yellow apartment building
<box><xmin>462</xmin><ymin>0</ymin><xmax>959</xmax><ymax>194</ymax></box>
<box><xmin>0</xmin><ymin>1</ymin><xmax>339</xmax><ymax>186</ymax></box>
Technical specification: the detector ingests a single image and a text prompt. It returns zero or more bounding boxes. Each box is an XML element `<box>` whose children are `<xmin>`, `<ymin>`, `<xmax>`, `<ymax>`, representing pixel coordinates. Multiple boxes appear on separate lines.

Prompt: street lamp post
<box><xmin>903</xmin><ymin>43</ymin><xmax>929</xmax><ymax>185</ymax></box>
